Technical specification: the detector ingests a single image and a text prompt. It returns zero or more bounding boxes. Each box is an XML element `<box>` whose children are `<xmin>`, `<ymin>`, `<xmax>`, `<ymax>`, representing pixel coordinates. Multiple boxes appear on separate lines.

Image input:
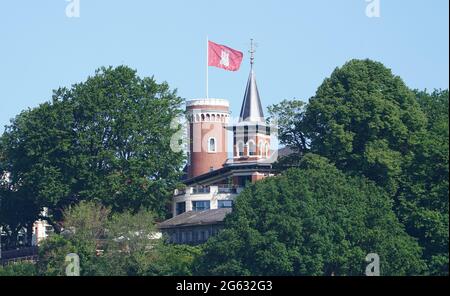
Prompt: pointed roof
<box><xmin>239</xmin><ymin>68</ymin><xmax>264</xmax><ymax>123</ymax></box>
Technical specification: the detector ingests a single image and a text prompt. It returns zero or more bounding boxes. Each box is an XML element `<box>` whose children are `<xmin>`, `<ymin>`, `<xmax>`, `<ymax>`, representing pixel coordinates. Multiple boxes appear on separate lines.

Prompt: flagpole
<box><xmin>206</xmin><ymin>36</ymin><xmax>209</xmax><ymax>99</ymax></box>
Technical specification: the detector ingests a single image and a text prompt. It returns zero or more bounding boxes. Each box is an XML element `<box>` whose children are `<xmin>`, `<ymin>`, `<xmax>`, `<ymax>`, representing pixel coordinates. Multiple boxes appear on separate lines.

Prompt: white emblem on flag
<box><xmin>220</xmin><ymin>50</ymin><xmax>230</xmax><ymax>67</ymax></box>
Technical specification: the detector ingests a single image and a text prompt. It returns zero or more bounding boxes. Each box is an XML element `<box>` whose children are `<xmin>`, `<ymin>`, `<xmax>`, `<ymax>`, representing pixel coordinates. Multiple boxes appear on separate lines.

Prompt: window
<box><xmin>248</xmin><ymin>141</ymin><xmax>256</xmax><ymax>156</ymax></box>
<box><xmin>176</xmin><ymin>202</ymin><xmax>186</xmax><ymax>215</ymax></box>
<box><xmin>237</xmin><ymin>176</ymin><xmax>252</xmax><ymax>187</ymax></box>
<box><xmin>237</xmin><ymin>142</ymin><xmax>244</xmax><ymax>157</ymax></box>
<box><xmin>259</xmin><ymin>141</ymin><xmax>264</xmax><ymax>157</ymax></box>
<box><xmin>208</xmin><ymin>137</ymin><xmax>216</xmax><ymax>152</ymax></box>
<box><xmin>193</xmin><ymin>231</ymin><xmax>198</xmax><ymax>242</ymax></box>
<box><xmin>200</xmin><ymin>231</ymin><xmax>206</xmax><ymax>241</ymax></box>
<box><xmin>218</xmin><ymin>200</ymin><xmax>233</xmax><ymax>208</ymax></box>
<box><xmin>192</xmin><ymin>200</ymin><xmax>210</xmax><ymax>211</ymax></box>
<box><xmin>265</xmin><ymin>143</ymin><xmax>270</xmax><ymax>158</ymax></box>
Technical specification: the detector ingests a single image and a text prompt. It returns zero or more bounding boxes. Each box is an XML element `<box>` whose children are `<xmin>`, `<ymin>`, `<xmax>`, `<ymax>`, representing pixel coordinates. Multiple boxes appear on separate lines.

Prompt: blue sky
<box><xmin>0</xmin><ymin>0</ymin><xmax>448</xmax><ymax>131</ymax></box>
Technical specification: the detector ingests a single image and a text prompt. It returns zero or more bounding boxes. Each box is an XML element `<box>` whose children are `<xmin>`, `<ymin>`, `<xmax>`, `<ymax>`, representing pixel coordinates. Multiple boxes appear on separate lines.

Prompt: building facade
<box><xmin>158</xmin><ymin>53</ymin><xmax>277</xmax><ymax>244</ymax></box>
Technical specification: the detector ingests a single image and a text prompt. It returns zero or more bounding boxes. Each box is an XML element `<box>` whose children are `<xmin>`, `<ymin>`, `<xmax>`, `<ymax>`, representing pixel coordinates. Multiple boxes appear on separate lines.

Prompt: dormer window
<box><xmin>208</xmin><ymin>137</ymin><xmax>216</xmax><ymax>153</ymax></box>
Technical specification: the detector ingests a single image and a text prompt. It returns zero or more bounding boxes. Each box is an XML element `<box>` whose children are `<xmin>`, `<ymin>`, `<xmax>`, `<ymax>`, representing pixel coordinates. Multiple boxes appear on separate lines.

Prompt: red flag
<box><xmin>208</xmin><ymin>41</ymin><xmax>243</xmax><ymax>71</ymax></box>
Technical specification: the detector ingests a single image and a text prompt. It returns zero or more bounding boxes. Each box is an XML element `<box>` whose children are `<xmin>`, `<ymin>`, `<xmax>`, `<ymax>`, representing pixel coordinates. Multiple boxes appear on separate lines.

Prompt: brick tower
<box><xmin>186</xmin><ymin>98</ymin><xmax>230</xmax><ymax>179</ymax></box>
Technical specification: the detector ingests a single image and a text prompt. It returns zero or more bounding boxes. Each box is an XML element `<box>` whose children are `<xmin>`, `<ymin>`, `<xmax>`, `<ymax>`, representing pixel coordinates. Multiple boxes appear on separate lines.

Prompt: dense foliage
<box><xmin>36</xmin><ymin>201</ymin><xmax>200</xmax><ymax>276</ymax></box>
<box><xmin>0</xmin><ymin>66</ymin><xmax>184</xmax><ymax>246</ymax></box>
<box><xmin>269</xmin><ymin>60</ymin><xmax>449</xmax><ymax>274</ymax></box>
<box><xmin>1</xmin><ymin>60</ymin><xmax>447</xmax><ymax>276</ymax></box>
<box><xmin>196</xmin><ymin>154</ymin><xmax>425</xmax><ymax>275</ymax></box>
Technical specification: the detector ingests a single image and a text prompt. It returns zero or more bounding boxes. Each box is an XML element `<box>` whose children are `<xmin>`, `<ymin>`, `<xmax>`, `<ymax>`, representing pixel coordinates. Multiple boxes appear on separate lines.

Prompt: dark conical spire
<box><xmin>239</xmin><ymin>39</ymin><xmax>264</xmax><ymax>123</ymax></box>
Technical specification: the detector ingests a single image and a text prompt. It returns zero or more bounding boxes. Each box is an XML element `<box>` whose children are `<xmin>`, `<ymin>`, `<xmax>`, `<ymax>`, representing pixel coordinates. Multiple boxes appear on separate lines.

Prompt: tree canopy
<box><xmin>37</xmin><ymin>201</ymin><xmax>200</xmax><ymax>276</ymax></box>
<box><xmin>397</xmin><ymin>89</ymin><xmax>449</xmax><ymax>274</ymax></box>
<box><xmin>0</xmin><ymin>66</ymin><xmax>185</xmax><ymax>244</ymax></box>
<box><xmin>303</xmin><ymin>59</ymin><xmax>427</xmax><ymax>193</ymax></box>
<box><xmin>196</xmin><ymin>154</ymin><xmax>425</xmax><ymax>276</ymax></box>
<box><xmin>269</xmin><ymin>59</ymin><xmax>449</xmax><ymax>275</ymax></box>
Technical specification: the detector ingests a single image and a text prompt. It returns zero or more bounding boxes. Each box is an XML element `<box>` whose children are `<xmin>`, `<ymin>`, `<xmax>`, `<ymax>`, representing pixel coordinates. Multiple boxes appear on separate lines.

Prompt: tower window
<box><xmin>248</xmin><ymin>140</ymin><xmax>256</xmax><ymax>156</ymax></box>
<box><xmin>208</xmin><ymin>137</ymin><xmax>216</xmax><ymax>153</ymax></box>
<box><xmin>237</xmin><ymin>142</ymin><xmax>244</xmax><ymax>157</ymax></box>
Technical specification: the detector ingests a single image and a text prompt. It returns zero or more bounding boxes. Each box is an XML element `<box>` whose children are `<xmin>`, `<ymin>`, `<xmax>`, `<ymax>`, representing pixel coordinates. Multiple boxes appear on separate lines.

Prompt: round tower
<box><xmin>186</xmin><ymin>98</ymin><xmax>230</xmax><ymax>179</ymax></box>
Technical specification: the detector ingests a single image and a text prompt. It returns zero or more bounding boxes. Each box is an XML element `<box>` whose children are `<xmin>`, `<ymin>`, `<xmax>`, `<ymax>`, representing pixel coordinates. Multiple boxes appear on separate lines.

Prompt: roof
<box><xmin>157</xmin><ymin>208</ymin><xmax>232</xmax><ymax>229</ymax></box>
<box><xmin>239</xmin><ymin>69</ymin><xmax>264</xmax><ymax>123</ymax></box>
<box><xmin>186</xmin><ymin>98</ymin><xmax>229</xmax><ymax>108</ymax></box>
<box><xmin>277</xmin><ymin>146</ymin><xmax>296</xmax><ymax>158</ymax></box>
<box><xmin>182</xmin><ymin>161</ymin><xmax>274</xmax><ymax>185</ymax></box>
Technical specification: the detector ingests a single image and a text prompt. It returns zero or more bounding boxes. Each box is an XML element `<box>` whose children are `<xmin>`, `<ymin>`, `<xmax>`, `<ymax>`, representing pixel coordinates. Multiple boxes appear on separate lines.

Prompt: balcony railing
<box><xmin>218</xmin><ymin>187</ymin><xmax>237</xmax><ymax>194</ymax></box>
<box><xmin>192</xmin><ymin>187</ymin><xmax>211</xmax><ymax>194</ymax></box>
<box><xmin>175</xmin><ymin>185</ymin><xmax>243</xmax><ymax>197</ymax></box>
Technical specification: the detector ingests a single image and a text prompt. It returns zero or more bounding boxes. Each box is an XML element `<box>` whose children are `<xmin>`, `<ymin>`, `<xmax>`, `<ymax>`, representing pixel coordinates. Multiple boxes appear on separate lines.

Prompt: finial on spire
<box><xmin>249</xmin><ymin>38</ymin><xmax>256</xmax><ymax>68</ymax></box>
<box><xmin>239</xmin><ymin>39</ymin><xmax>264</xmax><ymax>123</ymax></box>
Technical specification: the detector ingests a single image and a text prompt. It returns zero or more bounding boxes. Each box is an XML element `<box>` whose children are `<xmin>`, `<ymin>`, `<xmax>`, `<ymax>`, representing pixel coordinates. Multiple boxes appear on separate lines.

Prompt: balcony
<box><xmin>192</xmin><ymin>187</ymin><xmax>211</xmax><ymax>194</ymax></box>
<box><xmin>172</xmin><ymin>185</ymin><xmax>244</xmax><ymax>217</ymax></box>
<box><xmin>217</xmin><ymin>185</ymin><xmax>238</xmax><ymax>194</ymax></box>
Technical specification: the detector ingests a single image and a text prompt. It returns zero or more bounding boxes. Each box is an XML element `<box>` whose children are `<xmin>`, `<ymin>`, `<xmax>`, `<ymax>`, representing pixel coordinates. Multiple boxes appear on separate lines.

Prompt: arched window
<box><xmin>211</xmin><ymin>114</ymin><xmax>216</xmax><ymax>122</ymax></box>
<box><xmin>208</xmin><ymin>137</ymin><xmax>216</xmax><ymax>153</ymax></box>
<box><xmin>195</xmin><ymin>114</ymin><xmax>200</xmax><ymax>122</ymax></box>
<box><xmin>265</xmin><ymin>143</ymin><xmax>270</xmax><ymax>158</ymax></box>
<box><xmin>248</xmin><ymin>140</ymin><xmax>256</xmax><ymax>156</ymax></box>
<box><xmin>201</xmin><ymin>114</ymin><xmax>205</xmax><ymax>121</ymax></box>
<box><xmin>206</xmin><ymin>114</ymin><xmax>210</xmax><ymax>122</ymax></box>
<box><xmin>237</xmin><ymin>141</ymin><xmax>244</xmax><ymax>157</ymax></box>
<box><xmin>259</xmin><ymin>141</ymin><xmax>264</xmax><ymax>157</ymax></box>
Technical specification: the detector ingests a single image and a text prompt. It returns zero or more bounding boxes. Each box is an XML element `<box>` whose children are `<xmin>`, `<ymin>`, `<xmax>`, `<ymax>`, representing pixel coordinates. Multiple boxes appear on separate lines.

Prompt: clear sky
<box><xmin>0</xmin><ymin>0</ymin><xmax>448</xmax><ymax>131</ymax></box>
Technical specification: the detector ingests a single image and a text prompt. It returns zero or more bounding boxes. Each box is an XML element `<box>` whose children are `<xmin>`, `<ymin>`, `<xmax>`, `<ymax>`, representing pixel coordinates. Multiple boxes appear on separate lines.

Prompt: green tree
<box><xmin>397</xmin><ymin>89</ymin><xmax>449</xmax><ymax>275</ymax></box>
<box><xmin>37</xmin><ymin>235</ymin><xmax>81</xmax><ymax>276</ymax></box>
<box><xmin>38</xmin><ymin>201</ymin><xmax>199</xmax><ymax>276</ymax></box>
<box><xmin>304</xmin><ymin>59</ymin><xmax>427</xmax><ymax>193</ymax></box>
<box><xmin>0</xmin><ymin>262</ymin><xmax>38</xmax><ymax>276</ymax></box>
<box><xmin>145</xmin><ymin>244</ymin><xmax>202</xmax><ymax>276</ymax></box>
<box><xmin>267</xmin><ymin>99</ymin><xmax>309</xmax><ymax>153</ymax></box>
<box><xmin>0</xmin><ymin>66</ymin><xmax>185</xmax><ymax>239</ymax></box>
<box><xmin>270</xmin><ymin>60</ymin><xmax>448</xmax><ymax>274</ymax></box>
<box><xmin>196</xmin><ymin>154</ymin><xmax>426</xmax><ymax>276</ymax></box>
